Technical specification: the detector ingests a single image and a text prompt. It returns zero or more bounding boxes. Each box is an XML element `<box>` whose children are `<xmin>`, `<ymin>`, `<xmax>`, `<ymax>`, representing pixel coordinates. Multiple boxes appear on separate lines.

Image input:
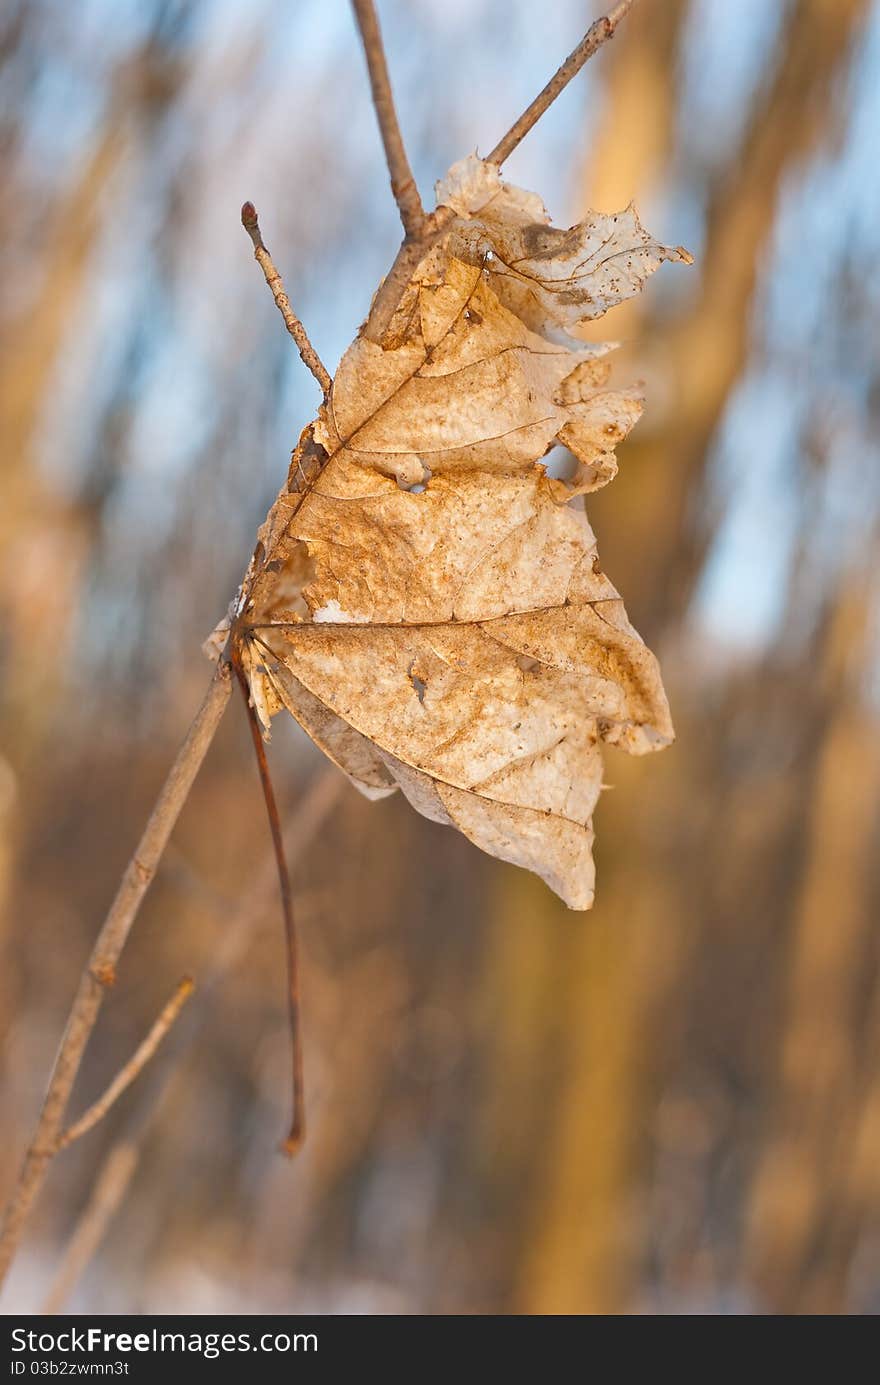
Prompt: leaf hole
<box><xmin>396</xmin><ymin>457</ymin><xmax>433</xmax><ymax>493</ymax></box>
<box><xmin>542</xmin><ymin>444</ymin><xmax>576</xmax><ymax>481</ymax></box>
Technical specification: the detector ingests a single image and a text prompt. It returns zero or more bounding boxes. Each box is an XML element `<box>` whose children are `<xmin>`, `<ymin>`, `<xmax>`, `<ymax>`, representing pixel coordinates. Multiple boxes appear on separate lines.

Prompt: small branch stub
<box><xmin>241</xmin><ymin>202</ymin><xmax>332</xmax><ymax>399</ymax></box>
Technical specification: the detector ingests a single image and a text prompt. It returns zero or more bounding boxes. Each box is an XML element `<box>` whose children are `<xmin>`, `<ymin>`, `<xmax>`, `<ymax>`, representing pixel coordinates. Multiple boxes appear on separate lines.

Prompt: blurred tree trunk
<box><xmin>745</xmin><ymin>584</ymin><xmax>880</xmax><ymax>1313</ymax></box>
<box><xmin>471</xmin><ymin>4</ymin><xmax>691</xmax><ymax>1314</ymax></box>
<box><xmin>589</xmin><ymin>0</ymin><xmax>869</xmax><ymax>639</ymax></box>
<box><xmin>489</xmin><ymin>0</ymin><xmax>871</xmax><ymax>1315</ymax></box>
<box><xmin>0</xmin><ymin>127</ymin><xmax>121</xmax><ymax>749</ymax></box>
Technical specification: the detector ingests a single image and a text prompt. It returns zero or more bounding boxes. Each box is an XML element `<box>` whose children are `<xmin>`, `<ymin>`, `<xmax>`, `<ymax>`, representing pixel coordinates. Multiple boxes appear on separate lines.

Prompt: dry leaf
<box><xmin>228</xmin><ymin>157</ymin><xmax>690</xmax><ymax>909</ymax></box>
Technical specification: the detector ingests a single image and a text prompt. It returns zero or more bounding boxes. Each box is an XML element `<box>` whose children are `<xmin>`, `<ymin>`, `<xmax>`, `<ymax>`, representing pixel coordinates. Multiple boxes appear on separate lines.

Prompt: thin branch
<box><xmin>57</xmin><ymin>977</ymin><xmax>195</xmax><ymax>1151</ymax></box>
<box><xmin>351</xmin><ymin>0</ymin><xmax>425</xmax><ymax>238</ymax></box>
<box><xmin>0</xmin><ymin>663</ymin><xmax>232</xmax><ymax>1294</ymax></box>
<box><xmin>233</xmin><ymin>659</ymin><xmax>305</xmax><ymax>1156</ymax></box>
<box><xmin>240</xmin><ymin>203</ymin><xmax>332</xmax><ymax>397</ymax></box>
<box><xmin>43</xmin><ymin>768</ymin><xmax>344</xmax><ymax>1314</ymax></box>
<box><xmin>487</xmin><ymin>1</ymin><xmax>635</xmax><ymax>167</ymax></box>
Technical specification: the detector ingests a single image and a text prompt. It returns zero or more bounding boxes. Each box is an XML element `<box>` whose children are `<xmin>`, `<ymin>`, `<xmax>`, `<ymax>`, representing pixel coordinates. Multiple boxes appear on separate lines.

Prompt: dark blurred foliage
<box><xmin>1</xmin><ymin>0</ymin><xmax>879</xmax><ymax>1314</ymax></box>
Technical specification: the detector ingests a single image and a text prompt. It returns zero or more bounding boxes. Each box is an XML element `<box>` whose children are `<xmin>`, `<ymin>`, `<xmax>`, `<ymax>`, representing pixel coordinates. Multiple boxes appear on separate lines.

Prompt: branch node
<box><xmin>132</xmin><ymin>856</ymin><xmax>152</xmax><ymax>885</ymax></box>
<box><xmin>90</xmin><ymin>963</ymin><xmax>117</xmax><ymax>989</ymax></box>
<box><xmin>58</xmin><ymin>976</ymin><xmax>196</xmax><ymax>1152</ymax></box>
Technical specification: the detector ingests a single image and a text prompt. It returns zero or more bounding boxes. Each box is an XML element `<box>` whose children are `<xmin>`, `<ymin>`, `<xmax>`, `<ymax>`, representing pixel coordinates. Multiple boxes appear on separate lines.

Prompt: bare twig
<box><xmin>0</xmin><ymin>663</ymin><xmax>232</xmax><ymax>1293</ymax></box>
<box><xmin>351</xmin><ymin>0</ymin><xmax>425</xmax><ymax>238</ymax></box>
<box><xmin>43</xmin><ymin>767</ymin><xmax>344</xmax><ymax>1314</ymax></box>
<box><xmin>233</xmin><ymin>658</ymin><xmax>305</xmax><ymax>1156</ymax></box>
<box><xmin>362</xmin><ymin>208</ymin><xmax>453</xmax><ymax>344</ymax></box>
<box><xmin>240</xmin><ymin>203</ymin><xmax>332</xmax><ymax>397</ymax></box>
<box><xmin>487</xmin><ymin>1</ymin><xmax>635</xmax><ymax>167</ymax></box>
<box><xmin>58</xmin><ymin>977</ymin><xmax>195</xmax><ymax>1151</ymax></box>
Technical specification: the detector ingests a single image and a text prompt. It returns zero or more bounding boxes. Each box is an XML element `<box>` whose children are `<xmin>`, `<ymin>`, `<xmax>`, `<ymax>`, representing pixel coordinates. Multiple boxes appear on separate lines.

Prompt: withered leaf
<box><xmin>230</xmin><ymin>157</ymin><xmax>689</xmax><ymax>909</ymax></box>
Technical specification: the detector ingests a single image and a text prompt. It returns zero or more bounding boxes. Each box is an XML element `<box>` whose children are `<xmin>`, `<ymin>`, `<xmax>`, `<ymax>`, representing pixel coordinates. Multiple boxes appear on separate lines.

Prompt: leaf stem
<box><xmin>232</xmin><ymin>657</ymin><xmax>306</xmax><ymax>1155</ymax></box>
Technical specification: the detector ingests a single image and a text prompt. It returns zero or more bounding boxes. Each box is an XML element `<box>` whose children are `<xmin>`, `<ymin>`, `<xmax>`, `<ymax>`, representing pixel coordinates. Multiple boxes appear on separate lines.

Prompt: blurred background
<box><xmin>1</xmin><ymin>0</ymin><xmax>879</xmax><ymax>1315</ymax></box>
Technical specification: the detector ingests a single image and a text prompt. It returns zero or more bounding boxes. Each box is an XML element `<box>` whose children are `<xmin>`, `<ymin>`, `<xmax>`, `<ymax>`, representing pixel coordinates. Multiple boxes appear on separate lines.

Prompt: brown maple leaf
<box><xmin>227</xmin><ymin>156</ymin><xmax>689</xmax><ymax>910</ymax></box>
